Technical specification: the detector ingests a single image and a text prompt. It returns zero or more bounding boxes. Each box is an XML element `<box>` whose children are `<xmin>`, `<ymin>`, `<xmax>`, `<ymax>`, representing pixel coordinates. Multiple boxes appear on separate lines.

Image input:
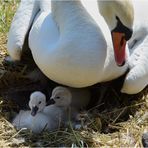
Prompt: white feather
<box><xmin>121</xmin><ymin>0</ymin><xmax>148</xmax><ymax>94</ymax></box>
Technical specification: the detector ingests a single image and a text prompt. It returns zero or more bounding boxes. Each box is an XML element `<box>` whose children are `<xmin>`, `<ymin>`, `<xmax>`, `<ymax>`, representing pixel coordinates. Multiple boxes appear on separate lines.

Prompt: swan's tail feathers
<box><xmin>7</xmin><ymin>0</ymin><xmax>40</xmax><ymax>61</ymax></box>
<box><xmin>121</xmin><ymin>66</ymin><xmax>148</xmax><ymax>94</ymax></box>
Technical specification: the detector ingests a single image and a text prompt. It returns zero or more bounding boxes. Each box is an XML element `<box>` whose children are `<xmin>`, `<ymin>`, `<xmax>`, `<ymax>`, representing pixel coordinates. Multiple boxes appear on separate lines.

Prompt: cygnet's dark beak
<box><xmin>46</xmin><ymin>99</ymin><xmax>55</xmax><ymax>106</ymax></box>
<box><xmin>31</xmin><ymin>106</ymin><xmax>39</xmax><ymax>116</ymax></box>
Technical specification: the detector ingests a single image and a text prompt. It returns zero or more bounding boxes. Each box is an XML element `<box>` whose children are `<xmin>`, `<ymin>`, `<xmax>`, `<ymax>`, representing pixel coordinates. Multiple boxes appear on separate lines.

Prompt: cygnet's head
<box><xmin>47</xmin><ymin>86</ymin><xmax>72</xmax><ymax>107</ymax></box>
<box><xmin>29</xmin><ymin>91</ymin><xmax>46</xmax><ymax>116</ymax></box>
<box><xmin>98</xmin><ymin>0</ymin><xmax>134</xmax><ymax>66</ymax></box>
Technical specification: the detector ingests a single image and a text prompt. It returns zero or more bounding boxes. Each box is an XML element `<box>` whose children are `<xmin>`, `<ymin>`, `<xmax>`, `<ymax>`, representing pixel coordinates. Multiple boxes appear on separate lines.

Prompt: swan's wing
<box><xmin>39</xmin><ymin>0</ymin><xmax>51</xmax><ymax>12</ymax></box>
<box><xmin>122</xmin><ymin>30</ymin><xmax>148</xmax><ymax>94</ymax></box>
<box><xmin>7</xmin><ymin>0</ymin><xmax>40</xmax><ymax>61</ymax></box>
<box><xmin>121</xmin><ymin>0</ymin><xmax>148</xmax><ymax>94</ymax></box>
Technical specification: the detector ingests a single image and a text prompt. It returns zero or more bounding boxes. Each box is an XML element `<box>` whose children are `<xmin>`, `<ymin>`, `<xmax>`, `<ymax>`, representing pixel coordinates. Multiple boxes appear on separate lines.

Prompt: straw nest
<box><xmin>0</xmin><ymin>33</ymin><xmax>147</xmax><ymax>147</ymax></box>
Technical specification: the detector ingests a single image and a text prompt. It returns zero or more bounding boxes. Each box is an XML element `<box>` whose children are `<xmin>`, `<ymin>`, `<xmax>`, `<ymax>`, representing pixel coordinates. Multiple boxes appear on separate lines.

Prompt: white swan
<box><xmin>12</xmin><ymin>91</ymin><xmax>58</xmax><ymax>133</ymax></box>
<box><xmin>7</xmin><ymin>1</ymin><xmax>133</xmax><ymax>88</ymax></box>
<box><xmin>121</xmin><ymin>1</ymin><xmax>148</xmax><ymax>94</ymax></box>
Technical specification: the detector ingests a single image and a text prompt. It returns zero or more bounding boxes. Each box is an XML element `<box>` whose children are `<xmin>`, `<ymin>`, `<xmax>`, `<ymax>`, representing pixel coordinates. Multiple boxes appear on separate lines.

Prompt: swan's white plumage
<box><xmin>7</xmin><ymin>0</ymin><xmax>39</xmax><ymax>61</ymax></box>
<box><xmin>8</xmin><ymin>0</ymin><xmax>148</xmax><ymax>94</ymax></box>
<box><xmin>29</xmin><ymin>0</ymin><xmax>128</xmax><ymax>87</ymax></box>
<box><xmin>121</xmin><ymin>1</ymin><xmax>148</xmax><ymax>94</ymax></box>
<box><xmin>7</xmin><ymin>0</ymin><xmax>129</xmax><ymax>87</ymax></box>
<box><xmin>7</xmin><ymin>0</ymin><xmax>51</xmax><ymax>61</ymax></box>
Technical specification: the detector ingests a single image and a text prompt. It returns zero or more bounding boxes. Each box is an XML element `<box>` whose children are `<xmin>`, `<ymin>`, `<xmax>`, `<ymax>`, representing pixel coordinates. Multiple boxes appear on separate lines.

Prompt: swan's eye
<box><xmin>56</xmin><ymin>96</ymin><xmax>60</xmax><ymax>99</ymax></box>
<box><xmin>39</xmin><ymin>101</ymin><xmax>41</xmax><ymax>104</ymax></box>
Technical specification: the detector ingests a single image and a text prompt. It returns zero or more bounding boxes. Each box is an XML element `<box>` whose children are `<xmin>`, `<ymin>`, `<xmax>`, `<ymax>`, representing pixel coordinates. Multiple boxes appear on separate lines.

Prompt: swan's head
<box><xmin>98</xmin><ymin>0</ymin><xmax>134</xmax><ymax>66</ymax></box>
<box><xmin>47</xmin><ymin>86</ymin><xmax>72</xmax><ymax>107</ymax></box>
<box><xmin>29</xmin><ymin>91</ymin><xmax>46</xmax><ymax>116</ymax></box>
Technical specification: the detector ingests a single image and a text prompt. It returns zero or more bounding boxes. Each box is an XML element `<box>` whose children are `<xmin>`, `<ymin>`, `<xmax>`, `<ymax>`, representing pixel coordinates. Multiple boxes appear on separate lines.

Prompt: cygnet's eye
<box><xmin>56</xmin><ymin>96</ymin><xmax>60</xmax><ymax>99</ymax></box>
<box><xmin>38</xmin><ymin>101</ymin><xmax>41</xmax><ymax>104</ymax></box>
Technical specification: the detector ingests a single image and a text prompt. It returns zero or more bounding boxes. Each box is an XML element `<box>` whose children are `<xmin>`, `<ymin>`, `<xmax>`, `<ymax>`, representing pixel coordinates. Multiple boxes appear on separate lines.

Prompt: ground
<box><xmin>0</xmin><ymin>0</ymin><xmax>147</xmax><ymax>147</ymax></box>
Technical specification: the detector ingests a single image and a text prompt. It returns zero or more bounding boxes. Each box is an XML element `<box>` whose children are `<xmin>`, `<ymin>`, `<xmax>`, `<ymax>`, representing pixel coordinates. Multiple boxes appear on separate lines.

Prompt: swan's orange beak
<box><xmin>111</xmin><ymin>32</ymin><xmax>126</xmax><ymax>66</ymax></box>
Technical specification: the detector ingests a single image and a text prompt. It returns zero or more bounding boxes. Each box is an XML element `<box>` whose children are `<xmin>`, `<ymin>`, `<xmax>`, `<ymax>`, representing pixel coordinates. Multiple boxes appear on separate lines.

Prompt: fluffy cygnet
<box><xmin>47</xmin><ymin>86</ymin><xmax>91</xmax><ymax>110</ymax></box>
<box><xmin>12</xmin><ymin>91</ymin><xmax>58</xmax><ymax>133</ymax></box>
<box><xmin>44</xmin><ymin>87</ymin><xmax>75</xmax><ymax>123</ymax></box>
<box><xmin>46</xmin><ymin>86</ymin><xmax>91</xmax><ymax>126</ymax></box>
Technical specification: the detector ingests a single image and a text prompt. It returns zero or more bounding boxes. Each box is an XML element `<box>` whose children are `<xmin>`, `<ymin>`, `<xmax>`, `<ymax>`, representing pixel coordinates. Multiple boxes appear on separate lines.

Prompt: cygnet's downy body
<box><xmin>44</xmin><ymin>87</ymin><xmax>74</xmax><ymax>124</ymax></box>
<box><xmin>12</xmin><ymin>91</ymin><xmax>58</xmax><ymax>133</ymax></box>
<box><xmin>46</xmin><ymin>86</ymin><xmax>91</xmax><ymax>124</ymax></box>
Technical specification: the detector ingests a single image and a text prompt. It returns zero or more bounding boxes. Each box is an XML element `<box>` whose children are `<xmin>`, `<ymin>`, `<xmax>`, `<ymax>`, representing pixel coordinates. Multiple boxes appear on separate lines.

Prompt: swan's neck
<box><xmin>51</xmin><ymin>1</ymin><xmax>87</xmax><ymax>31</ymax></box>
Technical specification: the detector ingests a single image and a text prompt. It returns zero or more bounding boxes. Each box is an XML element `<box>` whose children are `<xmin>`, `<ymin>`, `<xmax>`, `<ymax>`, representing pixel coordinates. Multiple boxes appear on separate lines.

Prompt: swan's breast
<box><xmin>29</xmin><ymin>12</ymin><xmax>59</xmax><ymax>53</ymax></box>
<box><xmin>29</xmin><ymin>10</ymin><xmax>108</xmax><ymax>87</ymax></box>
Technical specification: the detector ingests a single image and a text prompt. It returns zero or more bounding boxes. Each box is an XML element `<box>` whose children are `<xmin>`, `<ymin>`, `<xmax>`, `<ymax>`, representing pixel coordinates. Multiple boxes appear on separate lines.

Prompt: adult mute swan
<box><xmin>7</xmin><ymin>1</ymin><xmax>133</xmax><ymax>88</ymax></box>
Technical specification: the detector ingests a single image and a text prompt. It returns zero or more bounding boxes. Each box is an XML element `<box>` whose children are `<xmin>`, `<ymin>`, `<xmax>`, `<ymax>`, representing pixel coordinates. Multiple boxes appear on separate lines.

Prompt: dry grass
<box><xmin>0</xmin><ymin>61</ymin><xmax>147</xmax><ymax>147</ymax></box>
<box><xmin>0</xmin><ymin>0</ymin><xmax>19</xmax><ymax>33</ymax></box>
<box><xmin>0</xmin><ymin>1</ymin><xmax>147</xmax><ymax>147</ymax></box>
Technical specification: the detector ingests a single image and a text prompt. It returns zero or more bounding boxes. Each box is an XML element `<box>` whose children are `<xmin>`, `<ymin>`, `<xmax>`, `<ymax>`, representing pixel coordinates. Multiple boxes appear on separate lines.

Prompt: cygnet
<box><xmin>46</xmin><ymin>86</ymin><xmax>91</xmax><ymax>125</ymax></box>
<box><xmin>47</xmin><ymin>86</ymin><xmax>91</xmax><ymax>110</ymax></box>
<box><xmin>12</xmin><ymin>91</ymin><xmax>58</xmax><ymax>133</ymax></box>
<box><xmin>44</xmin><ymin>87</ymin><xmax>75</xmax><ymax>124</ymax></box>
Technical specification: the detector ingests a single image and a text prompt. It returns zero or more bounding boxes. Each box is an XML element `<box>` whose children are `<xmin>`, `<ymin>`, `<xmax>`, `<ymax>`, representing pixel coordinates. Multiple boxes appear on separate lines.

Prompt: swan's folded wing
<box><xmin>7</xmin><ymin>0</ymin><xmax>39</xmax><ymax>61</ymax></box>
<box><xmin>121</xmin><ymin>1</ymin><xmax>148</xmax><ymax>94</ymax></box>
<box><xmin>39</xmin><ymin>0</ymin><xmax>51</xmax><ymax>12</ymax></box>
<box><xmin>121</xmin><ymin>37</ymin><xmax>148</xmax><ymax>94</ymax></box>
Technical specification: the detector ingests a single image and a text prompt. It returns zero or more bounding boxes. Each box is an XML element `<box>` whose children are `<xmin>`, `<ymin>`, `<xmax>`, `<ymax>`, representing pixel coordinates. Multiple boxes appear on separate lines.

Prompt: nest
<box><xmin>0</xmin><ymin>33</ymin><xmax>147</xmax><ymax>147</ymax></box>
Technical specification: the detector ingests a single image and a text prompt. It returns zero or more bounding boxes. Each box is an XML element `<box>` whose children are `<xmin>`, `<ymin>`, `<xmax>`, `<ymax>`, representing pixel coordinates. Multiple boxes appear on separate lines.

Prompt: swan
<box><xmin>12</xmin><ymin>91</ymin><xmax>58</xmax><ymax>133</ymax></box>
<box><xmin>30</xmin><ymin>91</ymin><xmax>77</xmax><ymax>129</ymax></box>
<box><xmin>30</xmin><ymin>89</ymin><xmax>79</xmax><ymax>127</ymax></box>
<box><xmin>46</xmin><ymin>86</ymin><xmax>82</xmax><ymax>125</ymax></box>
<box><xmin>47</xmin><ymin>86</ymin><xmax>91</xmax><ymax>109</ymax></box>
<box><xmin>7</xmin><ymin>1</ymin><xmax>133</xmax><ymax>87</ymax></box>
<box><xmin>121</xmin><ymin>0</ymin><xmax>148</xmax><ymax>94</ymax></box>
<box><xmin>12</xmin><ymin>89</ymin><xmax>80</xmax><ymax>133</ymax></box>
